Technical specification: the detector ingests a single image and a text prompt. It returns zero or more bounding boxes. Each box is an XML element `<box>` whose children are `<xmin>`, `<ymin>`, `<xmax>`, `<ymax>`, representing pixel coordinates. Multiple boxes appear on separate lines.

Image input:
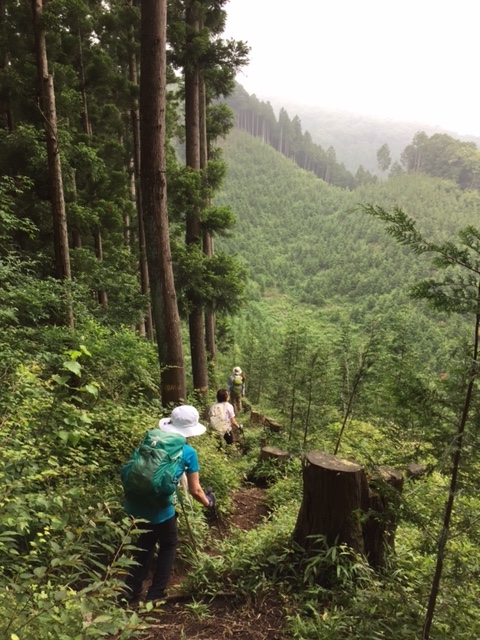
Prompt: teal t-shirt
<box><xmin>123</xmin><ymin>443</ymin><xmax>200</xmax><ymax>524</ymax></box>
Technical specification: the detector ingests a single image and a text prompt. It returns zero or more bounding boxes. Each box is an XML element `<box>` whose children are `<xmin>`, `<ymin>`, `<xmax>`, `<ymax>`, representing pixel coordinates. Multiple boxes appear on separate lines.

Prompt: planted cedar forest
<box><xmin>1</xmin><ymin>1</ymin><xmax>480</xmax><ymax>639</ymax></box>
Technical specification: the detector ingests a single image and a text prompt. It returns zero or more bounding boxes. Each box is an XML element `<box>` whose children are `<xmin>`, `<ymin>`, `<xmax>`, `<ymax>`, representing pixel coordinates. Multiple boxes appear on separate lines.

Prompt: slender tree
<box><xmin>361</xmin><ymin>205</ymin><xmax>480</xmax><ymax>639</ymax></box>
<box><xmin>128</xmin><ymin>0</ymin><xmax>153</xmax><ymax>339</ymax></box>
<box><xmin>140</xmin><ymin>0</ymin><xmax>186</xmax><ymax>404</ymax></box>
<box><xmin>32</xmin><ymin>0</ymin><xmax>73</xmax><ymax>327</ymax></box>
<box><xmin>376</xmin><ymin>143</ymin><xmax>391</xmax><ymax>174</ymax></box>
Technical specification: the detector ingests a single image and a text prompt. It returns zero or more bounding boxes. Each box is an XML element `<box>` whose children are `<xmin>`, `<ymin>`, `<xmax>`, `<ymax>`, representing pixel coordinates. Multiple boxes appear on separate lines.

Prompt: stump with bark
<box><xmin>264</xmin><ymin>417</ymin><xmax>283</xmax><ymax>432</ymax></box>
<box><xmin>293</xmin><ymin>452</ymin><xmax>403</xmax><ymax>568</ymax></box>
<box><xmin>293</xmin><ymin>451</ymin><xmax>370</xmax><ymax>555</ymax></box>
<box><xmin>259</xmin><ymin>446</ymin><xmax>291</xmax><ymax>462</ymax></box>
<box><xmin>363</xmin><ymin>466</ymin><xmax>404</xmax><ymax>567</ymax></box>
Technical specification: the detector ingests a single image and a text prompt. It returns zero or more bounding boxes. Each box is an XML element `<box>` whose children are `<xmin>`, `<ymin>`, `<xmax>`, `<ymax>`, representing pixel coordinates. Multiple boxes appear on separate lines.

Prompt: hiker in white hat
<box><xmin>121</xmin><ymin>405</ymin><xmax>214</xmax><ymax>604</ymax></box>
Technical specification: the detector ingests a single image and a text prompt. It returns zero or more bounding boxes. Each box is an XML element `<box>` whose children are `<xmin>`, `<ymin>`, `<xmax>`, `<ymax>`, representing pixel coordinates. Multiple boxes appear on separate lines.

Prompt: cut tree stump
<box><xmin>264</xmin><ymin>417</ymin><xmax>282</xmax><ymax>432</ymax></box>
<box><xmin>293</xmin><ymin>452</ymin><xmax>403</xmax><ymax>569</ymax></box>
<box><xmin>363</xmin><ymin>466</ymin><xmax>404</xmax><ymax>568</ymax></box>
<box><xmin>250</xmin><ymin>410</ymin><xmax>264</xmax><ymax>426</ymax></box>
<box><xmin>293</xmin><ymin>451</ymin><xmax>370</xmax><ymax>555</ymax></box>
<box><xmin>405</xmin><ymin>462</ymin><xmax>427</xmax><ymax>479</ymax></box>
<box><xmin>259</xmin><ymin>446</ymin><xmax>291</xmax><ymax>462</ymax></box>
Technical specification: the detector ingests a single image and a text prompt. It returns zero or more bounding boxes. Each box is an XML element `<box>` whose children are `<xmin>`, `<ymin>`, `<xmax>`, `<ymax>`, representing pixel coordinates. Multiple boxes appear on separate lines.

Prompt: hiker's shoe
<box><xmin>146</xmin><ymin>589</ymin><xmax>166</xmax><ymax>604</ymax></box>
<box><xmin>119</xmin><ymin>589</ymin><xmax>141</xmax><ymax>607</ymax></box>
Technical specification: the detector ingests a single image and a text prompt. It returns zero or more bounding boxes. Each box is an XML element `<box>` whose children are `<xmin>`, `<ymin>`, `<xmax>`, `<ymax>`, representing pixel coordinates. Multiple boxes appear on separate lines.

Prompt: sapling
<box><xmin>361</xmin><ymin>205</ymin><xmax>480</xmax><ymax>639</ymax></box>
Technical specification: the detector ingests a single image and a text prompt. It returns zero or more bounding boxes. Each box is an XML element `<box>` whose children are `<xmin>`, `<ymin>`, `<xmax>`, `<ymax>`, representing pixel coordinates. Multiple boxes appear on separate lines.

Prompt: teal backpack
<box><xmin>121</xmin><ymin>429</ymin><xmax>186</xmax><ymax>509</ymax></box>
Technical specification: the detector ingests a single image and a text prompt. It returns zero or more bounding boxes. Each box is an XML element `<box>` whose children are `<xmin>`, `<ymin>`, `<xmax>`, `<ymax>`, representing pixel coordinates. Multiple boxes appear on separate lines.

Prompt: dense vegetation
<box><xmin>1</xmin><ymin>1</ymin><xmax>480</xmax><ymax>637</ymax></box>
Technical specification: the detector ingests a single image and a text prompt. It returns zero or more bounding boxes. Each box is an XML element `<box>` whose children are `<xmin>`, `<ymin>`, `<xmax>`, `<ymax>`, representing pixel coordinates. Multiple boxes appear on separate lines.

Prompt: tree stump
<box><xmin>259</xmin><ymin>446</ymin><xmax>290</xmax><ymax>462</ymax></box>
<box><xmin>250</xmin><ymin>410</ymin><xmax>265</xmax><ymax>426</ymax></box>
<box><xmin>363</xmin><ymin>466</ymin><xmax>404</xmax><ymax>568</ymax></box>
<box><xmin>293</xmin><ymin>451</ymin><xmax>370</xmax><ymax>555</ymax></box>
<box><xmin>405</xmin><ymin>462</ymin><xmax>426</xmax><ymax>479</ymax></box>
<box><xmin>264</xmin><ymin>417</ymin><xmax>282</xmax><ymax>432</ymax></box>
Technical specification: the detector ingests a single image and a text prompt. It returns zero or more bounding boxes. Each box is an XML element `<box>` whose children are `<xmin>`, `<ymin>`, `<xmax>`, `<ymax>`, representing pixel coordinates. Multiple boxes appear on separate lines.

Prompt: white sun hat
<box><xmin>159</xmin><ymin>405</ymin><xmax>206</xmax><ymax>437</ymax></box>
<box><xmin>233</xmin><ymin>366</ymin><xmax>242</xmax><ymax>375</ymax></box>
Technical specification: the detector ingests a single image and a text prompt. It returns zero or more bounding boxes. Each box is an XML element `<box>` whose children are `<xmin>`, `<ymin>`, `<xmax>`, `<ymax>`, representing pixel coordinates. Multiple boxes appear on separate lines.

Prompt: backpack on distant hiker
<box><xmin>121</xmin><ymin>429</ymin><xmax>186</xmax><ymax>509</ymax></box>
<box><xmin>231</xmin><ymin>374</ymin><xmax>243</xmax><ymax>398</ymax></box>
<box><xmin>208</xmin><ymin>402</ymin><xmax>230</xmax><ymax>435</ymax></box>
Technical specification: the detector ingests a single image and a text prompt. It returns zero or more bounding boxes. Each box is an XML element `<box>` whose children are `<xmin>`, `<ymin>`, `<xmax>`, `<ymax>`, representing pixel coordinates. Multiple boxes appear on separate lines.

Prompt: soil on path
<box><xmin>135</xmin><ymin>486</ymin><xmax>289</xmax><ymax>640</ymax></box>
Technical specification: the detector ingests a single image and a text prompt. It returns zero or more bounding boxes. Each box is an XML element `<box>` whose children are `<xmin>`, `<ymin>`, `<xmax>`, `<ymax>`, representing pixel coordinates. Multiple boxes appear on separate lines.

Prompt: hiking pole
<box><xmin>239</xmin><ymin>423</ymin><xmax>246</xmax><ymax>449</ymax></box>
<box><xmin>212</xmin><ymin>504</ymin><xmax>224</xmax><ymax>541</ymax></box>
<box><xmin>205</xmin><ymin>487</ymin><xmax>224</xmax><ymax>540</ymax></box>
<box><xmin>176</xmin><ymin>488</ymin><xmax>198</xmax><ymax>556</ymax></box>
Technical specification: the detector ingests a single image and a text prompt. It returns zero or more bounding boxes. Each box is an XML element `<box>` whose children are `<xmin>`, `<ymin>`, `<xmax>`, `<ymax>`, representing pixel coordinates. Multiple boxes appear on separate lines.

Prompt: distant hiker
<box><xmin>120</xmin><ymin>405</ymin><xmax>215</xmax><ymax>604</ymax></box>
<box><xmin>208</xmin><ymin>388</ymin><xmax>241</xmax><ymax>447</ymax></box>
<box><xmin>228</xmin><ymin>366</ymin><xmax>245</xmax><ymax>414</ymax></box>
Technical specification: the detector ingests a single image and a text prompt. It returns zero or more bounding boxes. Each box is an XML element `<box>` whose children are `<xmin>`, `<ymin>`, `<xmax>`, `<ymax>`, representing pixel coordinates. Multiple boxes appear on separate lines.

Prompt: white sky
<box><xmin>223</xmin><ymin>0</ymin><xmax>480</xmax><ymax>137</ymax></box>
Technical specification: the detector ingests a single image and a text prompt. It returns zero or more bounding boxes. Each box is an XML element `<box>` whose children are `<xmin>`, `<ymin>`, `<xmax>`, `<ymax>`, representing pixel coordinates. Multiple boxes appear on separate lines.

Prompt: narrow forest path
<box><xmin>134</xmin><ymin>486</ymin><xmax>288</xmax><ymax>640</ymax></box>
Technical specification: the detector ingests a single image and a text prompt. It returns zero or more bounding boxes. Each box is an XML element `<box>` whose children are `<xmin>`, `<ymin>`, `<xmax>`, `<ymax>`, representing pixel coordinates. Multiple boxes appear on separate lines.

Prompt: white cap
<box><xmin>233</xmin><ymin>366</ymin><xmax>242</xmax><ymax>375</ymax></box>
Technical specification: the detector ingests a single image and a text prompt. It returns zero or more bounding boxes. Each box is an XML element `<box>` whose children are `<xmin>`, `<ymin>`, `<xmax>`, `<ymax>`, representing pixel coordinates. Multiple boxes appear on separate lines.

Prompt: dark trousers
<box><xmin>126</xmin><ymin>515</ymin><xmax>178</xmax><ymax>599</ymax></box>
<box><xmin>231</xmin><ymin>394</ymin><xmax>242</xmax><ymax>415</ymax></box>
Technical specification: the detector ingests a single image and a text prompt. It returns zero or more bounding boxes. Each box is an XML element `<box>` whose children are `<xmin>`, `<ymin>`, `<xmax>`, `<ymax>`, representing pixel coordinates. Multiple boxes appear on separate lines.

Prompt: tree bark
<box><xmin>32</xmin><ymin>0</ymin><xmax>73</xmax><ymax>328</ymax></box>
<box><xmin>184</xmin><ymin>0</ymin><xmax>207</xmax><ymax>393</ymax></box>
<box><xmin>199</xmin><ymin>72</ymin><xmax>216</xmax><ymax>362</ymax></box>
<box><xmin>293</xmin><ymin>451</ymin><xmax>370</xmax><ymax>554</ymax></box>
<box><xmin>363</xmin><ymin>466</ymin><xmax>403</xmax><ymax>568</ymax></box>
<box><xmin>140</xmin><ymin>0</ymin><xmax>186</xmax><ymax>404</ymax></box>
<box><xmin>0</xmin><ymin>0</ymin><xmax>14</xmax><ymax>130</ymax></box>
<box><xmin>129</xmin><ymin>10</ymin><xmax>153</xmax><ymax>341</ymax></box>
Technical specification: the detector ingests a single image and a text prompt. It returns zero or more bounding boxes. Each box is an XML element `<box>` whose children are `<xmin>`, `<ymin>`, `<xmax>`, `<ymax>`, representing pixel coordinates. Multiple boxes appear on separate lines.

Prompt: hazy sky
<box><xmin>223</xmin><ymin>0</ymin><xmax>480</xmax><ymax>137</ymax></box>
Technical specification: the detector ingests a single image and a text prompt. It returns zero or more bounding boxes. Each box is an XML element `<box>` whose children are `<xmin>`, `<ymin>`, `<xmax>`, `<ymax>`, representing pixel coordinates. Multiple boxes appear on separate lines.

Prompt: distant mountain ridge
<box><xmin>256</xmin><ymin>96</ymin><xmax>480</xmax><ymax>174</ymax></box>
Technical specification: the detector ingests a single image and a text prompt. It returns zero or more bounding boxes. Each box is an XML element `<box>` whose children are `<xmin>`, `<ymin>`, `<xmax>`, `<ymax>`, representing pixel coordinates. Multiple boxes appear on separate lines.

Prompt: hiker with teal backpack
<box><xmin>120</xmin><ymin>405</ymin><xmax>215</xmax><ymax>604</ymax></box>
<box><xmin>228</xmin><ymin>366</ymin><xmax>245</xmax><ymax>415</ymax></box>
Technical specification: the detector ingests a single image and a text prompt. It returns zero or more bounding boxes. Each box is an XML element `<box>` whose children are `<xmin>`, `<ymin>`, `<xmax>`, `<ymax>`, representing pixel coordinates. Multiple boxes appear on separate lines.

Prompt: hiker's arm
<box><xmin>187</xmin><ymin>472</ymin><xmax>210</xmax><ymax>507</ymax></box>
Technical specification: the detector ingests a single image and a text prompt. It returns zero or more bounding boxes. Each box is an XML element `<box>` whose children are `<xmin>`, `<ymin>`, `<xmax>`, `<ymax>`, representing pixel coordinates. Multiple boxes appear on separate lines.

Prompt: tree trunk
<box><xmin>199</xmin><ymin>72</ymin><xmax>216</xmax><ymax>362</ymax></box>
<box><xmin>129</xmin><ymin>0</ymin><xmax>153</xmax><ymax>341</ymax></box>
<box><xmin>32</xmin><ymin>0</ymin><xmax>73</xmax><ymax>328</ymax></box>
<box><xmin>140</xmin><ymin>0</ymin><xmax>185</xmax><ymax>404</ymax></box>
<box><xmin>293</xmin><ymin>451</ymin><xmax>370</xmax><ymax>554</ymax></box>
<box><xmin>184</xmin><ymin>0</ymin><xmax>207</xmax><ymax>393</ymax></box>
<box><xmin>0</xmin><ymin>0</ymin><xmax>14</xmax><ymax>131</ymax></box>
<box><xmin>93</xmin><ymin>230</ymin><xmax>108</xmax><ymax>308</ymax></box>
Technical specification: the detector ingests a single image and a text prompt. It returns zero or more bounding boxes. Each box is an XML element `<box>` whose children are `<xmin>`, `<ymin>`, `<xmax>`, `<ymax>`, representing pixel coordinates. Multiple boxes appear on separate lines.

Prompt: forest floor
<box><xmin>132</xmin><ymin>486</ymin><xmax>289</xmax><ymax>640</ymax></box>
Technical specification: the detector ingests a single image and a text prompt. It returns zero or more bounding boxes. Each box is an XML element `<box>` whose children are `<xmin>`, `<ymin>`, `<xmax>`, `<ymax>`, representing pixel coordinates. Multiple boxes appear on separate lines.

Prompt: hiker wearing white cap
<box><xmin>121</xmin><ymin>405</ymin><xmax>214</xmax><ymax>604</ymax></box>
<box><xmin>228</xmin><ymin>366</ymin><xmax>245</xmax><ymax>414</ymax></box>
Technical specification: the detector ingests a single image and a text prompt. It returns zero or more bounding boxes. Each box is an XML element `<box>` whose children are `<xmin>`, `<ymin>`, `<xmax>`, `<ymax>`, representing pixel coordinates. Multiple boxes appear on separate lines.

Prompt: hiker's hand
<box><xmin>238</xmin><ymin>424</ymin><xmax>244</xmax><ymax>432</ymax></box>
<box><xmin>205</xmin><ymin>487</ymin><xmax>216</xmax><ymax>508</ymax></box>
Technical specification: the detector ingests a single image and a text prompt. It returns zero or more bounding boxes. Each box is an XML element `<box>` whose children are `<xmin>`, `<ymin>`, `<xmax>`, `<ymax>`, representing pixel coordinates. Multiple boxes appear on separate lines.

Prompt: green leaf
<box><xmin>83</xmin><ymin>384</ymin><xmax>99</xmax><ymax>397</ymax></box>
<box><xmin>63</xmin><ymin>360</ymin><xmax>82</xmax><ymax>376</ymax></box>
<box><xmin>33</xmin><ymin>566</ymin><xmax>47</xmax><ymax>578</ymax></box>
<box><xmin>80</xmin><ymin>345</ymin><xmax>92</xmax><ymax>357</ymax></box>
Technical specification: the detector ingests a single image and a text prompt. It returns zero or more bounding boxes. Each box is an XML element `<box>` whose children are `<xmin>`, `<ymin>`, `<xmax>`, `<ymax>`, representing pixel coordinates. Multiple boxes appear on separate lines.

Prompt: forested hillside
<box><xmin>266</xmin><ymin>98</ymin><xmax>480</xmax><ymax>174</ymax></box>
<box><xmin>216</xmin><ymin>129</ymin><xmax>475</xmax><ymax>369</ymax></box>
<box><xmin>1</xmin><ymin>0</ymin><xmax>480</xmax><ymax>636</ymax></box>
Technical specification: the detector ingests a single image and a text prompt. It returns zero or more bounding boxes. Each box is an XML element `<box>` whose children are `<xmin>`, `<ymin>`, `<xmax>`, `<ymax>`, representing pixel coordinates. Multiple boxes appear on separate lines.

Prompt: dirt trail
<box><xmin>134</xmin><ymin>486</ymin><xmax>288</xmax><ymax>640</ymax></box>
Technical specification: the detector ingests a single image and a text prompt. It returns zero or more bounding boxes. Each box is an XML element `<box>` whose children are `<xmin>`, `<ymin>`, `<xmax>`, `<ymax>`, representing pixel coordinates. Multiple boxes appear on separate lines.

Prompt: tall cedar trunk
<box><xmin>140</xmin><ymin>0</ymin><xmax>186</xmax><ymax>404</ymax></box>
<box><xmin>77</xmin><ymin>30</ymin><xmax>109</xmax><ymax>307</ymax></box>
<box><xmin>199</xmin><ymin>72</ymin><xmax>216</xmax><ymax>362</ymax></box>
<box><xmin>94</xmin><ymin>231</ymin><xmax>108</xmax><ymax>308</ymax></box>
<box><xmin>0</xmin><ymin>0</ymin><xmax>14</xmax><ymax>130</ymax></box>
<box><xmin>129</xmin><ymin>9</ymin><xmax>153</xmax><ymax>341</ymax></box>
<box><xmin>185</xmin><ymin>0</ymin><xmax>208</xmax><ymax>393</ymax></box>
<box><xmin>32</xmin><ymin>0</ymin><xmax>73</xmax><ymax>328</ymax></box>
